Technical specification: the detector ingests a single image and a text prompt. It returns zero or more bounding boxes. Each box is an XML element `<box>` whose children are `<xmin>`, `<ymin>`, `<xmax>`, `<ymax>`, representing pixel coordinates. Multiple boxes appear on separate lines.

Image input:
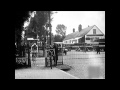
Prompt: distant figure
<box><xmin>64</xmin><ymin>48</ymin><xmax>67</xmax><ymax>55</ymax></box>
<box><xmin>96</xmin><ymin>46</ymin><xmax>100</xmax><ymax>54</ymax></box>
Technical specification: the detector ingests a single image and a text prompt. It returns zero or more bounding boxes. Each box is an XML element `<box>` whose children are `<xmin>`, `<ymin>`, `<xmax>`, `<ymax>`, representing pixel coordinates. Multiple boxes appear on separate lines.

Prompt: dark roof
<box><xmin>63</xmin><ymin>25</ymin><xmax>95</xmax><ymax>41</ymax></box>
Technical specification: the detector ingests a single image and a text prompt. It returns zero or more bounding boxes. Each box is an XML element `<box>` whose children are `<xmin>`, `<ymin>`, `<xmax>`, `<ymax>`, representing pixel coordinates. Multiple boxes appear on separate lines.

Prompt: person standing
<box><xmin>64</xmin><ymin>48</ymin><xmax>67</xmax><ymax>55</ymax></box>
<box><xmin>98</xmin><ymin>46</ymin><xmax>100</xmax><ymax>54</ymax></box>
<box><xmin>96</xmin><ymin>45</ymin><xmax>100</xmax><ymax>54</ymax></box>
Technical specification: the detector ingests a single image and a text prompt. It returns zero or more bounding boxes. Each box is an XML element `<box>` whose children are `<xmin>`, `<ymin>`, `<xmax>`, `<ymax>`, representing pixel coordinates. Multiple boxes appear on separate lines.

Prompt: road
<box><xmin>15</xmin><ymin>56</ymin><xmax>79</xmax><ymax>79</ymax></box>
<box><xmin>62</xmin><ymin>50</ymin><xmax>105</xmax><ymax>79</ymax></box>
<box><xmin>16</xmin><ymin>50</ymin><xmax>105</xmax><ymax>79</ymax></box>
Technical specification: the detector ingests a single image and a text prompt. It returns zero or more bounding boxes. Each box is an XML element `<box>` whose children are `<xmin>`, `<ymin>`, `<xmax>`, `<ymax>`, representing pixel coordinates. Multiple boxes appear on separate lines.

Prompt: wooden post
<box><xmin>27</xmin><ymin>43</ymin><xmax>31</xmax><ymax>67</ymax></box>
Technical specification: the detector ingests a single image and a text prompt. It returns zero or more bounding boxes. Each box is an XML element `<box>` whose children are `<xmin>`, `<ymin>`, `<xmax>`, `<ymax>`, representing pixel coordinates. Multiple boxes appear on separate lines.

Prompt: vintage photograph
<box><xmin>15</xmin><ymin>11</ymin><xmax>105</xmax><ymax>79</ymax></box>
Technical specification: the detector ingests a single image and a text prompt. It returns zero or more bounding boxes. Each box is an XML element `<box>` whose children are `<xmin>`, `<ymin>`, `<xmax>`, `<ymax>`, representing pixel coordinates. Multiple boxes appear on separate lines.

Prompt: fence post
<box><xmin>27</xmin><ymin>44</ymin><xmax>31</xmax><ymax>67</ymax></box>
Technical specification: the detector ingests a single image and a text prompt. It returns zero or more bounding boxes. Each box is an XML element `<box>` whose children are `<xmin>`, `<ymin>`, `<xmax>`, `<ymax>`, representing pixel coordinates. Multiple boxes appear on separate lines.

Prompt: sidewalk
<box><xmin>15</xmin><ymin>66</ymin><xmax>79</xmax><ymax>79</ymax></box>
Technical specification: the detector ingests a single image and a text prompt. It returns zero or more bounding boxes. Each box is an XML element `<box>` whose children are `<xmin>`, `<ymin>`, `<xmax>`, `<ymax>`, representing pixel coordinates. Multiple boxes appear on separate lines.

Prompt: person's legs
<box><xmin>65</xmin><ymin>51</ymin><xmax>66</xmax><ymax>55</ymax></box>
<box><xmin>66</xmin><ymin>51</ymin><xmax>67</xmax><ymax>55</ymax></box>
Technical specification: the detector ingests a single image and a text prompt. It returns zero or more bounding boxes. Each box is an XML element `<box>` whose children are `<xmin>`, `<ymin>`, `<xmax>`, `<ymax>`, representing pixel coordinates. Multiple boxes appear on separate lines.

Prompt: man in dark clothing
<box><xmin>53</xmin><ymin>44</ymin><xmax>58</xmax><ymax>66</ymax></box>
<box><xmin>96</xmin><ymin>46</ymin><xmax>100</xmax><ymax>54</ymax></box>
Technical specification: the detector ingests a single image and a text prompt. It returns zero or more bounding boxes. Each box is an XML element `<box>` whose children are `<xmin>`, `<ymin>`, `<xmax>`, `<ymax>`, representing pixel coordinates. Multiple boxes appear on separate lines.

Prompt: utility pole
<box><xmin>49</xmin><ymin>11</ymin><xmax>52</xmax><ymax>45</ymax></box>
<box><xmin>48</xmin><ymin>11</ymin><xmax>52</xmax><ymax>69</ymax></box>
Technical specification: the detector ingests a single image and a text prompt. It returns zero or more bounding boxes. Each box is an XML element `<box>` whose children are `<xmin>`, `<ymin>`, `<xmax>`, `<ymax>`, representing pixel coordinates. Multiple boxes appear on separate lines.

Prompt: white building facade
<box><xmin>63</xmin><ymin>25</ymin><xmax>105</xmax><ymax>45</ymax></box>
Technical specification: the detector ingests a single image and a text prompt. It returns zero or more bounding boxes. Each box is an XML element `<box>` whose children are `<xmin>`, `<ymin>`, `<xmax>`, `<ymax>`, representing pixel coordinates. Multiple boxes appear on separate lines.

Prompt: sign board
<box><xmin>27</xmin><ymin>38</ymin><xmax>34</xmax><ymax>40</ymax></box>
<box><xmin>27</xmin><ymin>38</ymin><xmax>39</xmax><ymax>41</ymax></box>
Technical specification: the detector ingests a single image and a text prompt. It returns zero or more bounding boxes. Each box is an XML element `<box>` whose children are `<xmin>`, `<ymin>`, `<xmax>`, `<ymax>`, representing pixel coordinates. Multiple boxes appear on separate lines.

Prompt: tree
<box><xmin>25</xmin><ymin>11</ymin><xmax>55</xmax><ymax>43</ymax></box>
<box><xmin>54</xmin><ymin>35</ymin><xmax>62</xmax><ymax>42</ymax></box>
<box><xmin>46</xmin><ymin>32</ymin><xmax>54</xmax><ymax>45</ymax></box>
<box><xmin>55</xmin><ymin>24</ymin><xmax>67</xmax><ymax>42</ymax></box>
<box><xmin>55</xmin><ymin>24</ymin><xmax>67</xmax><ymax>36</ymax></box>
<box><xmin>23</xmin><ymin>11</ymin><xmax>57</xmax><ymax>56</ymax></box>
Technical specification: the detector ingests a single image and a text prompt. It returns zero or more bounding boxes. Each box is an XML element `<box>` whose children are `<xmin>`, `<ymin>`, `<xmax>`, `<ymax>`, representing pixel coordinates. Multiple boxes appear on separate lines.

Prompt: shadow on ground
<box><xmin>56</xmin><ymin>64</ymin><xmax>72</xmax><ymax>71</ymax></box>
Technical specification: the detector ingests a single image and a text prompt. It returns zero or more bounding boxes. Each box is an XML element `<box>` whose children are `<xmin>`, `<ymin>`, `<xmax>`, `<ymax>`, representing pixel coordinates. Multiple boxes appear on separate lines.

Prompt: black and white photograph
<box><xmin>15</xmin><ymin>11</ymin><xmax>105</xmax><ymax>79</ymax></box>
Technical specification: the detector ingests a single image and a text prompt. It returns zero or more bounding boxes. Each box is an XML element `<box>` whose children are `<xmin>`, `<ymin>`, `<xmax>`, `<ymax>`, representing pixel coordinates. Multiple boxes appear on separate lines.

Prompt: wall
<box><xmin>78</xmin><ymin>36</ymin><xmax>85</xmax><ymax>43</ymax></box>
<box><xmin>87</xmin><ymin>25</ymin><xmax>104</xmax><ymax>35</ymax></box>
<box><xmin>63</xmin><ymin>38</ymin><xmax>77</xmax><ymax>44</ymax></box>
<box><xmin>63</xmin><ymin>25</ymin><xmax>105</xmax><ymax>45</ymax></box>
<box><xmin>85</xmin><ymin>25</ymin><xmax>105</xmax><ymax>44</ymax></box>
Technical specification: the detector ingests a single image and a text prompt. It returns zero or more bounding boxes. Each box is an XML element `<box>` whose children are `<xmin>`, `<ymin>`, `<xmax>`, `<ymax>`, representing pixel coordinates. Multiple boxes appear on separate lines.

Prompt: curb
<box><xmin>58</xmin><ymin>69</ymin><xmax>79</xmax><ymax>79</ymax></box>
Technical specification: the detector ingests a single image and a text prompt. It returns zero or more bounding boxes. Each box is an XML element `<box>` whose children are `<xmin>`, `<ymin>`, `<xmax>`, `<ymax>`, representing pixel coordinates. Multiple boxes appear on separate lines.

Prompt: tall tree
<box><xmin>54</xmin><ymin>35</ymin><xmax>62</xmax><ymax>42</ymax></box>
<box><xmin>23</xmin><ymin>11</ymin><xmax>56</xmax><ymax>56</ymax></box>
<box><xmin>55</xmin><ymin>24</ymin><xmax>67</xmax><ymax>36</ymax></box>
<box><xmin>25</xmin><ymin>11</ymin><xmax>54</xmax><ymax>43</ymax></box>
<box><xmin>55</xmin><ymin>24</ymin><xmax>67</xmax><ymax>42</ymax></box>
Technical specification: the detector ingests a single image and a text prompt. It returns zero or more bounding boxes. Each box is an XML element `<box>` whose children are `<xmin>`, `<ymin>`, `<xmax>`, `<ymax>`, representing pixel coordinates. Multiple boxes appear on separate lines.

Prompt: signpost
<box><xmin>48</xmin><ymin>11</ymin><xmax>53</xmax><ymax>69</ymax></box>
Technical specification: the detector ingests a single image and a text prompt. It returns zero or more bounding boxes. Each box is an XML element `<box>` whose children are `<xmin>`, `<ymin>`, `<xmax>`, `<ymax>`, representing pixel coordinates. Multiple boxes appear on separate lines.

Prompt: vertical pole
<box><xmin>49</xmin><ymin>11</ymin><xmax>52</xmax><ymax>69</ymax></box>
<box><xmin>27</xmin><ymin>43</ymin><xmax>31</xmax><ymax>67</ymax></box>
<box><xmin>37</xmin><ymin>34</ymin><xmax>38</xmax><ymax>57</ymax></box>
<box><xmin>49</xmin><ymin>11</ymin><xmax>51</xmax><ymax>45</ymax></box>
<box><xmin>62</xmin><ymin>43</ymin><xmax>63</xmax><ymax>65</ymax></box>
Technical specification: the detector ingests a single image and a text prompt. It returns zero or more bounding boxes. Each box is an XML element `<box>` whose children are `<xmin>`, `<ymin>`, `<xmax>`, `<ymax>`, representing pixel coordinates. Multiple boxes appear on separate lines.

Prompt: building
<box><xmin>63</xmin><ymin>24</ymin><xmax>105</xmax><ymax>45</ymax></box>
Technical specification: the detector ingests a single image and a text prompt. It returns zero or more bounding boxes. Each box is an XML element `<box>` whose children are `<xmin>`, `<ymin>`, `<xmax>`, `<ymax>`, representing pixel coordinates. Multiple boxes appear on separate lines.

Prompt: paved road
<box><xmin>63</xmin><ymin>50</ymin><xmax>105</xmax><ymax>79</ymax></box>
<box><xmin>15</xmin><ymin>56</ymin><xmax>79</xmax><ymax>79</ymax></box>
<box><xmin>15</xmin><ymin>66</ymin><xmax>79</xmax><ymax>79</ymax></box>
<box><xmin>16</xmin><ymin>50</ymin><xmax>105</xmax><ymax>79</ymax></box>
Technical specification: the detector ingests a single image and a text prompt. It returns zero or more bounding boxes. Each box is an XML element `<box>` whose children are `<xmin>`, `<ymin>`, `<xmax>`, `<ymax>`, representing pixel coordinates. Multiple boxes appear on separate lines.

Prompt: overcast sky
<box><xmin>51</xmin><ymin>11</ymin><xmax>105</xmax><ymax>35</ymax></box>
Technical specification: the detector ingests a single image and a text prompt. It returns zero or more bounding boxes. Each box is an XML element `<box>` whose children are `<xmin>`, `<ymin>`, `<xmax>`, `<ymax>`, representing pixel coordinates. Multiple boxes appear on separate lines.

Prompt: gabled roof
<box><xmin>63</xmin><ymin>25</ymin><xmax>95</xmax><ymax>41</ymax></box>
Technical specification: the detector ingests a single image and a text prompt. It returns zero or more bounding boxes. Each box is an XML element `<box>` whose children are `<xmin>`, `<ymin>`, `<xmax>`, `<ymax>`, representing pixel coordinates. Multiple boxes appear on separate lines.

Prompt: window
<box><xmin>93</xmin><ymin>29</ymin><xmax>96</xmax><ymax>34</ymax></box>
<box><xmin>86</xmin><ymin>37</ymin><xmax>90</xmax><ymax>40</ymax></box>
<box><xmin>94</xmin><ymin>37</ymin><xmax>99</xmax><ymax>42</ymax></box>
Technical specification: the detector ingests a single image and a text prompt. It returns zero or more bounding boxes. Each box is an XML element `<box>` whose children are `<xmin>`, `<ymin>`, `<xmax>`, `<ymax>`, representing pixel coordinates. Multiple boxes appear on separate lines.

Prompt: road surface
<box><xmin>63</xmin><ymin>50</ymin><xmax>105</xmax><ymax>79</ymax></box>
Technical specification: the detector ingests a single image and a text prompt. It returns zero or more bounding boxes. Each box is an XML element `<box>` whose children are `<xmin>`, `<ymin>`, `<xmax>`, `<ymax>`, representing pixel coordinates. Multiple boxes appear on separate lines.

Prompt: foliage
<box><xmin>25</xmin><ymin>11</ymin><xmax>54</xmax><ymax>43</ymax></box>
<box><xmin>55</xmin><ymin>24</ymin><xmax>67</xmax><ymax>36</ymax></box>
<box><xmin>54</xmin><ymin>35</ymin><xmax>65</xmax><ymax>42</ymax></box>
<box><xmin>46</xmin><ymin>32</ymin><xmax>54</xmax><ymax>44</ymax></box>
<box><xmin>54</xmin><ymin>24</ymin><xmax>67</xmax><ymax>42</ymax></box>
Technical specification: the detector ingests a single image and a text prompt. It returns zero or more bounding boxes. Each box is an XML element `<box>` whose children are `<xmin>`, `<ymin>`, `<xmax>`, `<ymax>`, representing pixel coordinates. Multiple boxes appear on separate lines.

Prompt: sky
<box><xmin>51</xmin><ymin>11</ymin><xmax>105</xmax><ymax>35</ymax></box>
